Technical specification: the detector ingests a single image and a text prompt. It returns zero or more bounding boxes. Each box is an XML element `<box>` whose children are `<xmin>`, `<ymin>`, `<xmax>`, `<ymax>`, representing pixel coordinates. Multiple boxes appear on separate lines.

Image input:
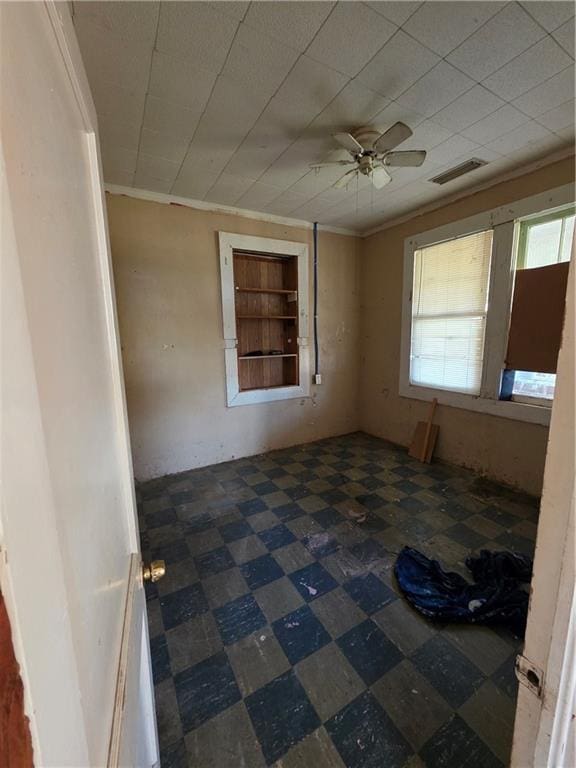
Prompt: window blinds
<box><xmin>410</xmin><ymin>230</ymin><xmax>493</xmax><ymax>395</ymax></box>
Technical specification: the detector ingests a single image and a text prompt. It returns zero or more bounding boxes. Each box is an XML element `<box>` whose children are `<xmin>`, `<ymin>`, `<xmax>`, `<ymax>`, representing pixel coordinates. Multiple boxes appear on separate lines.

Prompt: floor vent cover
<box><xmin>430</xmin><ymin>158</ymin><xmax>488</xmax><ymax>185</ymax></box>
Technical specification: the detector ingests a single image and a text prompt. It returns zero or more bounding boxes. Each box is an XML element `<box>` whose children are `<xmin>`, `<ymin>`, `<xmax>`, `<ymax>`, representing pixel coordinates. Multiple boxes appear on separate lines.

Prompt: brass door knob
<box><xmin>142</xmin><ymin>559</ymin><xmax>166</xmax><ymax>583</ymax></box>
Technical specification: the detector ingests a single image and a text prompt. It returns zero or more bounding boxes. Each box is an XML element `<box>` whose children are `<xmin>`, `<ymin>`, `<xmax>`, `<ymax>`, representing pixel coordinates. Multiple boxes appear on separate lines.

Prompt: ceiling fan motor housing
<box><xmin>351</xmin><ymin>126</ymin><xmax>382</xmax><ymax>153</ymax></box>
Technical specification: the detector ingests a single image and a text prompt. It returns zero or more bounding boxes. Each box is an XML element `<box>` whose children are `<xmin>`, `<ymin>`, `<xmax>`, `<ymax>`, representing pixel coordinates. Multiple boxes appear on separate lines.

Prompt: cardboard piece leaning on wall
<box><xmin>505</xmin><ymin>262</ymin><xmax>569</xmax><ymax>374</ymax></box>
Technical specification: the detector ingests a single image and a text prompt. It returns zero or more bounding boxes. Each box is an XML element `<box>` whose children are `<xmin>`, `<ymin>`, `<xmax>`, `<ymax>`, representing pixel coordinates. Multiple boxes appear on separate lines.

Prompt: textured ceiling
<box><xmin>73</xmin><ymin>1</ymin><xmax>575</xmax><ymax>232</ymax></box>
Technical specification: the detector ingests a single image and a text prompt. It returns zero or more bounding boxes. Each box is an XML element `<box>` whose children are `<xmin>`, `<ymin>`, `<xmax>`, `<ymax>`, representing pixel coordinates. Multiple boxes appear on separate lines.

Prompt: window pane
<box><xmin>512</xmin><ymin>371</ymin><xmax>556</xmax><ymax>400</ymax></box>
<box><xmin>411</xmin><ymin>316</ymin><xmax>486</xmax><ymax>394</ymax></box>
<box><xmin>410</xmin><ymin>230</ymin><xmax>492</xmax><ymax>395</ymax></box>
<box><xmin>524</xmin><ymin>219</ymin><xmax>562</xmax><ymax>268</ymax></box>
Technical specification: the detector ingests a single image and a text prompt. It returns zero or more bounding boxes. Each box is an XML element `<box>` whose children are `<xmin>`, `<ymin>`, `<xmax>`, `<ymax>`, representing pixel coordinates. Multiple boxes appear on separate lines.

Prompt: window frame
<box><xmin>400</xmin><ymin>184</ymin><xmax>575</xmax><ymax>427</ymax></box>
<box><xmin>219</xmin><ymin>232</ymin><xmax>310</xmax><ymax>407</ymax></box>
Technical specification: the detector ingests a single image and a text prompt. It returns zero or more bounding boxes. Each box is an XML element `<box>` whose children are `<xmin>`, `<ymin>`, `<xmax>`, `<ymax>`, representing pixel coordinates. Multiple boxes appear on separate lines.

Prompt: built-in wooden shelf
<box><xmin>238</xmin><ymin>354</ymin><xmax>298</xmax><ymax>360</ymax></box>
<box><xmin>237</xmin><ymin>315</ymin><xmax>297</xmax><ymax>320</ymax></box>
<box><xmin>240</xmin><ymin>383</ymin><xmax>291</xmax><ymax>392</ymax></box>
<box><xmin>233</xmin><ymin>250</ymin><xmax>299</xmax><ymax>391</ymax></box>
<box><xmin>235</xmin><ymin>287</ymin><xmax>296</xmax><ymax>295</ymax></box>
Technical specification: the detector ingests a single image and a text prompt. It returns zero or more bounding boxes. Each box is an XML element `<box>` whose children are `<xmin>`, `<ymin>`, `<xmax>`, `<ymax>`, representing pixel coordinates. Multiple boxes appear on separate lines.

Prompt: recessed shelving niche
<box><xmin>233</xmin><ymin>251</ymin><xmax>299</xmax><ymax>391</ymax></box>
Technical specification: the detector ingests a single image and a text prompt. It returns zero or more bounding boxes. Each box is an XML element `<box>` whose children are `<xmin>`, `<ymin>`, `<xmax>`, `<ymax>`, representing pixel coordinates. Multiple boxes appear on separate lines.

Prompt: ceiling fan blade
<box><xmin>371</xmin><ymin>166</ymin><xmax>391</xmax><ymax>190</ymax></box>
<box><xmin>384</xmin><ymin>150</ymin><xmax>426</xmax><ymax>167</ymax></box>
<box><xmin>309</xmin><ymin>160</ymin><xmax>356</xmax><ymax>168</ymax></box>
<box><xmin>333</xmin><ymin>132</ymin><xmax>363</xmax><ymax>154</ymax></box>
<box><xmin>374</xmin><ymin>122</ymin><xmax>413</xmax><ymax>153</ymax></box>
<box><xmin>333</xmin><ymin>169</ymin><xmax>357</xmax><ymax>189</ymax></box>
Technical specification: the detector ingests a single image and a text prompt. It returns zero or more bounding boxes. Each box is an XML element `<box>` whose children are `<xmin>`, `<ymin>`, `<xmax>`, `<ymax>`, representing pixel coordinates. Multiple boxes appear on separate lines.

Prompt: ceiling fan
<box><xmin>310</xmin><ymin>123</ymin><xmax>426</xmax><ymax>190</ymax></box>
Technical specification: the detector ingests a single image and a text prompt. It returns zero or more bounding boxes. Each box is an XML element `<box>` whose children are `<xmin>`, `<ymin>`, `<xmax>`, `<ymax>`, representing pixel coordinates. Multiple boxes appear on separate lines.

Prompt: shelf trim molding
<box><xmin>219</xmin><ymin>232</ymin><xmax>310</xmax><ymax>406</ymax></box>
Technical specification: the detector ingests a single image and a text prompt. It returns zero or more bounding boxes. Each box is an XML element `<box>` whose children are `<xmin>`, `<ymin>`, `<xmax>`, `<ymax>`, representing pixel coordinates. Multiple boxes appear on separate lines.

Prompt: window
<box><xmin>510</xmin><ymin>208</ymin><xmax>574</xmax><ymax>402</ymax></box>
<box><xmin>400</xmin><ymin>184</ymin><xmax>574</xmax><ymax>426</ymax></box>
<box><xmin>219</xmin><ymin>232</ymin><xmax>310</xmax><ymax>407</ymax></box>
<box><xmin>410</xmin><ymin>231</ymin><xmax>492</xmax><ymax>395</ymax></box>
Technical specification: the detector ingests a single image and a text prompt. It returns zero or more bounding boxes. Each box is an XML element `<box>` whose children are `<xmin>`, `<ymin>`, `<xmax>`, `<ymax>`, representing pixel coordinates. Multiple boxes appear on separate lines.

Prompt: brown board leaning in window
<box><xmin>505</xmin><ymin>262</ymin><xmax>570</xmax><ymax>374</ymax></box>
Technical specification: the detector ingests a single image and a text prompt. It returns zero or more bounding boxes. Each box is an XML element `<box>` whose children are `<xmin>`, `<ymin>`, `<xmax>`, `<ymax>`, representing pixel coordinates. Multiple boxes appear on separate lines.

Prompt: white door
<box><xmin>511</xmin><ymin>253</ymin><xmax>575</xmax><ymax>766</ymax></box>
<box><xmin>0</xmin><ymin>3</ymin><xmax>158</xmax><ymax>766</ymax></box>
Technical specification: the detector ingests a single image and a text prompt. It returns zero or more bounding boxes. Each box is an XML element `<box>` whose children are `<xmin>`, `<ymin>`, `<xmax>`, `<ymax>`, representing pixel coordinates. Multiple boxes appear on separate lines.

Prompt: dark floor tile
<box><xmin>356</xmin><ymin>493</ymin><xmax>385</xmax><ymax>511</ymax></box>
<box><xmin>160</xmin><ymin>583</ymin><xmax>209</xmax><ymax>630</ymax></box>
<box><xmin>440</xmin><ymin>501</ymin><xmax>471</xmax><ymax>521</ymax></box>
<box><xmin>171</xmin><ymin>489</ymin><xmax>198</xmax><ymax>506</ymax></box>
<box><xmin>146</xmin><ymin>507</ymin><xmax>177</xmax><ymax>529</ymax></box>
<box><xmin>285</xmin><ymin>484</ymin><xmax>311</xmax><ymax>501</ymax></box>
<box><xmin>214</xmin><ymin>593</ymin><xmax>266</xmax><ymax>646</ymax></box>
<box><xmin>240</xmin><ymin>553</ymin><xmax>285</xmax><ymax>590</ymax></box>
<box><xmin>480</xmin><ymin>505</ymin><xmax>519</xmax><ymax>529</ymax></box>
<box><xmin>151</xmin><ymin>634</ymin><xmax>171</xmax><ymax>684</ymax></box>
<box><xmin>445</xmin><ymin>523</ymin><xmax>488</xmax><ymax>550</ymax></box>
<box><xmin>237</xmin><ymin>463</ymin><xmax>259</xmax><ymax>477</ymax></box>
<box><xmin>337</xmin><ymin>619</ymin><xmax>403</xmax><ymax>685</ymax></box>
<box><xmin>273</xmin><ymin>604</ymin><xmax>331</xmax><ymax>665</ymax></box>
<box><xmin>495</xmin><ymin>530</ymin><xmax>535</xmax><ymax>555</ymax></box>
<box><xmin>152</xmin><ymin>539</ymin><xmax>191</xmax><ymax>565</ymax></box>
<box><xmin>491</xmin><ymin>654</ymin><xmax>519</xmax><ymax>699</ymax></box>
<box><xmin>259</xmin><ymin>523</ymin><xmax>297</xmax><ymax>551</ymax></box>
<box><xmin>218</xmin><ymin>519</ymin><xmax>253</xmax><ymax>543</ymax></box>
<box><xmin>155</xmin><ymin>679</ymin><xmax>183</xmax><ymax>754</ymax></box>
<box><xmin>343</xmin><ymin>572</ymin><xmax>396</xmax><ymax>615</ymax></box>
<box><xmin>398</xmin><ymin>496</ymin><xmax>429</xmax><ymax>513</ymax></box>
<box><xmin>253</xmin><ymin>480</ymin><xmax>278</xmax><ymax>496</ymax></box>
<box><xmin>320</xmin><ymin>488</ymin><xmax>348</xmax><ymax>505</ymax></box>
<box><xmin>289</xmin><ymin>561</ymin><xmax>339</xmax><ymax>602</ymax></box>
<box><xmin>180</xmin><ymin>512</ymin><xmax>214</xmax><ymax>534</ymax></box>
<box><xmin>359</xmin><ymin>463</ymin><xmax>383</xmax><ymax>475</ymax></box>
<box><xmin>245</xmin><ymin>669</ymin><xmax>321</xmax><ymax>764</ymax></box>
<box><xmin>349</xmin><ymin>539</ymin><xmax>386</xmax><ymax>566</ymax></box>
<box><xmin>392</xmin><ymin>466</ymin><xmax>418</xmax><ymax>478</ymax></box>
<box><xmin>419</xmin><ymin>714</ymin><xmax>503</xmax><ymax>768</ymax></box>
<box><xmin>312</xmin><ymin>507</ymin><xmax>344</xmax><ymax>529</ymax></box>
<box><xmin>412</xmin><ymin>636</ymin><xmax>484</xmax><ymax>708</ymax></box>
<box><xmin>159</xmin><ymin>739</ymin><xmax>187</xmax><ymax>768</ymax></box>
<box><xmin>359</xmin><ymin>475</ymin><xmax>384</xmax><ymax>491</ymax></box>
<box><xmin>174</xmin><ymin>651</ymin><xmax>241</xmax><ymax>732</ymax></box>
<box><xmin>274</xmin><ymin>502</ymin><xmax>306</xmax><ymax>522</ymax></box>
<box><xmin>195</xmin><ymin>546</ymin><xmax>235</xmax><ymax>578</ymax></box>
<box><xmin>326</xmin><ymin>691</ymin><xmax>412</xmax><ymax>768</ymax></box>
<box><xmin>394</xmin><ymin>479</ymin><xmax>421</xmax><ymax>495</ymax></box>
<box><xmin>238</xmin><ymin>498</ymin><xmax>268</xmax><ymax>517</ymax></box>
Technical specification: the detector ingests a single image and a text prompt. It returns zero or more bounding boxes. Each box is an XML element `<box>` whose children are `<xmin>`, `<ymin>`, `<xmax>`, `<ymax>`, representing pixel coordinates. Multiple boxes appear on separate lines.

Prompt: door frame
<box><xmin>0</xmin><ymin>2</ymin><xmax>155</xmax><ymax>763</ymax></box>
<box><xmin>511</xmin><ymin>251</ymin><xmax>575</xmax><ymax>766</ymax></box>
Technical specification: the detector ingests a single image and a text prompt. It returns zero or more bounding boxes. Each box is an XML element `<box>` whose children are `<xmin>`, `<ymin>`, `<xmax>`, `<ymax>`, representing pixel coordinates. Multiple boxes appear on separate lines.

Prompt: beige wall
<box><xmin>107</xmin><ymin>195</ymin><xmax>362</xmax><ymax>481</ymax></box>
<box><xmin>360</xmin><ymin>157</ymin><xmax>575</xmax><ymax>496</ymax></box>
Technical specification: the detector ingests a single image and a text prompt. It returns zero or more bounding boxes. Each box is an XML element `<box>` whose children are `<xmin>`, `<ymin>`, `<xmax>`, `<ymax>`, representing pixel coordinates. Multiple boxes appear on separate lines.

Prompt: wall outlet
<box><xmin>314</xmin><ymin>374</ymin><xmax>322</xmax><ymax>385</ymax></box>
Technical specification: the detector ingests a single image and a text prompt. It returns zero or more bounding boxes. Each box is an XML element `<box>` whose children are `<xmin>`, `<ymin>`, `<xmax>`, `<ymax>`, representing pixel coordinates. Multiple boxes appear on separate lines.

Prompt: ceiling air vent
<box><xmin>430</xmin><ymin>158</ymin><xmax>488</xmax><ymax>185</ymax></box>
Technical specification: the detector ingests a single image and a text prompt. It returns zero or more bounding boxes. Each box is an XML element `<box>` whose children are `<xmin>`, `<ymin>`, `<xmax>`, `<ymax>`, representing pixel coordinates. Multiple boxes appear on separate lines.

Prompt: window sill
<box><xmin>227</xmin><ymin>384</ymin><xmax>310</xmax><ymax>407</ymax></box>
<box><xmin>399</xmin><ymin>382</ymin><xmax>551</xmax><ymax>426</ymax></box>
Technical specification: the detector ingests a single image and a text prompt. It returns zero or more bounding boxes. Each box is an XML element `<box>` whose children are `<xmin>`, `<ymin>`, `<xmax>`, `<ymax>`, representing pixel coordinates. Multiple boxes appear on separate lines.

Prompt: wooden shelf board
<box><xmin>238</xmin><ymin>354</ymin><xmax>298</xmax><ymax>360</ymax></box>
<box><xmin>240</xmin><ymin>383</ymin><xmax>296</xmax><ymax>392</ymax></box>
<box><xmin>237</xmin><ymin>315</ymin><xmax>297</xmax><ymax>320</ymax></box>
<box><xmin>235</xmin><ymin>287</ymin><xmax>296</xmax><ymax>295</ymax></box>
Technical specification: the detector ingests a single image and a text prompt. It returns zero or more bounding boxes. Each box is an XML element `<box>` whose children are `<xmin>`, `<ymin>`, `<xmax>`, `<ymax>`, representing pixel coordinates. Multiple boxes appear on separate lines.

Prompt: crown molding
<box><xmin>104</xmin><ymin>184</ymin><xmax>359</xmax><ymax>238</ymax></box>
<box><xmin>361</xmin><ymin>146</ymin><xmax>575</xmax><ymax>238</ymax></box>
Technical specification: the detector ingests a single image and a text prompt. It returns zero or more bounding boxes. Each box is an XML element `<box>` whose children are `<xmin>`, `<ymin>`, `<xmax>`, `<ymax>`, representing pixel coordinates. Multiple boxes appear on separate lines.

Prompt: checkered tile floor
<box><xmin>137</xmin><ymin>432</ymin><xmax>538</xmax><ymax>768</ymax></box>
